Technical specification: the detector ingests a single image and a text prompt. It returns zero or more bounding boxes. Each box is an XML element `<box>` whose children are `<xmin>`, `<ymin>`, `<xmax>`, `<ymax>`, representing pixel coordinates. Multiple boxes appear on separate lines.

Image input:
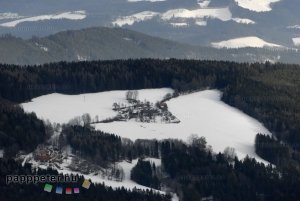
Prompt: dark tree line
<box><xmin>62</xmin><ymin>125</ymin><xmax>123</xmax><ymax>165</ymax></box>
<box><xmin>0</xmin><ymin>59</ymin><xmax>241</xmax><ymax>103</ymax></box>
<box><xmin>160</xmin><ymin>139</ymin><xmax>300</xmax><ymax>201</ymax></box>
<box><xmin>255</xmin><ymin>133</ymin><xmax>300</xmax><ymax>170</ymax></box>
<box><xmin>0</xmin><ymin>99</ymin><xmax>46</xmax><ymax>157</ymax></box>
<box><xmin>62</xmin><ymin>125</ymin><xmax>161</xmax><ymax>165</ymax></box>
<box><xmin>131</xmin><ymin>159</ymin><xmax>160</xmax><ymax>190</ymax></box>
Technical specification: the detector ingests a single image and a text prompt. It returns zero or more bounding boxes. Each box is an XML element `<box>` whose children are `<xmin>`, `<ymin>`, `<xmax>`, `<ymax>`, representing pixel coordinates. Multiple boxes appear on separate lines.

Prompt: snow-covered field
<box><xmin>234</xmin><ymin>0</ymin><xmax>281</xmax><ymax>12</ymax></box>
<box><xmin>22</xmin><ymin>88</ymin><xmax>271</xmax><ymax>163</ymax></box>
<box><xmin>95</xmin><ymin>90</ymin><xmax>270</xmax><ymax>162</ymax></box>
<box><xmin>0</xmin><ymin>11</ymin><xmax>86</xmax><ymax>27</ymax></box>
<box><xmin>21</xmin><ymin>88</ymin><xmax>173</xmax><ymax>124</ymax></box>
<box><xmin>211</xmin><ymin>36</ymin><xmax>282</xmax><ymax>49</ymax></box>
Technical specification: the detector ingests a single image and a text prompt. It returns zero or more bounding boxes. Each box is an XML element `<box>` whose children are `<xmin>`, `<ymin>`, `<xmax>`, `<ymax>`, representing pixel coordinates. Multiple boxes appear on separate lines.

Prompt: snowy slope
<box><xmin>22</xmin><ymin>88</ymin><xmax>271</xmax><ymax>163</ymax></box>
<box><xmin>21</xmin><ymin>151</ymin><xmax>171</xmax><ymax>197</ymax></box>
<box><xmin>21</xmin><ymin>88</ymin><xmax>173</xmax><ymax>124</ymax></box>
<box><xmin>54</xmin><ymin>158</ymin><xmax>178</xmax><ymax>200</ymax></box>
<box><xmin>211</xmin><ymin>36</ymin><xmax>283</xmax><ymax>49</ymax></box>
<box><xmin>59</xmin><ymin>158</ymin><xmax>162</xmax><ymax>191</ymax></box>
<box><xmin>94</xmin><ymin>90</ymin><xmax>271</xmax><ymax>162</ymax></box>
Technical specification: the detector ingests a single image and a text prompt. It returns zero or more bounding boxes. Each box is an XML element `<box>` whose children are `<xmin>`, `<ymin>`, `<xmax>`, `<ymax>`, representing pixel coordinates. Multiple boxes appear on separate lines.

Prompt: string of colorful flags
<box><xmin>44</xmin><ymin>179</ymin><xmax>91</xmax><ymax>194</ymax></box>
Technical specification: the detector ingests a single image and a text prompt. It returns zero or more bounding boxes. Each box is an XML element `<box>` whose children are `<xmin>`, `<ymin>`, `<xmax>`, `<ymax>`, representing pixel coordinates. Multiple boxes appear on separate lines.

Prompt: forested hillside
<box><xmin>1</xmin><ymin>27</ymin><xmax>300</xmax><ymax>65</ymax></box>
<box><xmin>0</xmin><ymin>59</ymin><xmax>300</xmax><ymax>200</ymax></box>
<box><xmin>160</xmin><ymin>137</ymin><xmax>300</xmax><ymax>201</ymax></box>
<box><xmin>0</xmin><ymin>99</ymin><xmax>46</xmax><ymax>157</ymax></box>
<box><xmin>0</xmin><ymin>59</ymin><xmax>247</xmax><ymax>102</ymax></box>
<box><xmin>62</xmin><ymin>125</ymin><xmax>160</xmax><ymax>165</ymax></box>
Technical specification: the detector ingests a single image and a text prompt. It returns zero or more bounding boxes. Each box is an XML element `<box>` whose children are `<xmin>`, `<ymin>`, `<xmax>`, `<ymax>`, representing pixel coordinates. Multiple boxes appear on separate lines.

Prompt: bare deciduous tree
<box><xmin>223</xmin><ymin>147</ymin><xmax>237</xmax><ymax>162</ymax></box>
<box><xmin>188</xmin><ymin>134</ymin><xmax>207</xmax><ymax>150</ymax></box>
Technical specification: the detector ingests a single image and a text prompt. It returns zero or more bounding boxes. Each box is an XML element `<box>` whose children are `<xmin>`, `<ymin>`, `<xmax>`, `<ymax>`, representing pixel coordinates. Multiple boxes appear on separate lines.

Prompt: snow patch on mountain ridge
<box><xmin>234</xmin><ymin>0</ymin><xmax>281</xmax><ymax>12</ymax></box>
<box><xmin>211</xmin><ymin>36</ymin><xmax>283</xmax><ymax>49</ymax></box>
<box><xmin>113</xmin><ymin>7</ymin><xmax>255</xmax><ymax>27</ymax></box>
<box><xmin>0</xmin><ymin>11</ymin><xmax>86</xmax><ymax>27</ymax></box>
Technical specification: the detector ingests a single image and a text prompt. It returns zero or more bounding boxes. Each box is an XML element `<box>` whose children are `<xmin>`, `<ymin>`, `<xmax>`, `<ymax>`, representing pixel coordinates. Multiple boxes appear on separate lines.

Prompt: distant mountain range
<box><xmin>1</xmin><ymin>27</ymin><xmax>300</xmax><ymax>65</ymax></box>
<box><xmin>1</xmin><ymin>0</ymin><xmax>300</xmax><ymax>49</ymax></box>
